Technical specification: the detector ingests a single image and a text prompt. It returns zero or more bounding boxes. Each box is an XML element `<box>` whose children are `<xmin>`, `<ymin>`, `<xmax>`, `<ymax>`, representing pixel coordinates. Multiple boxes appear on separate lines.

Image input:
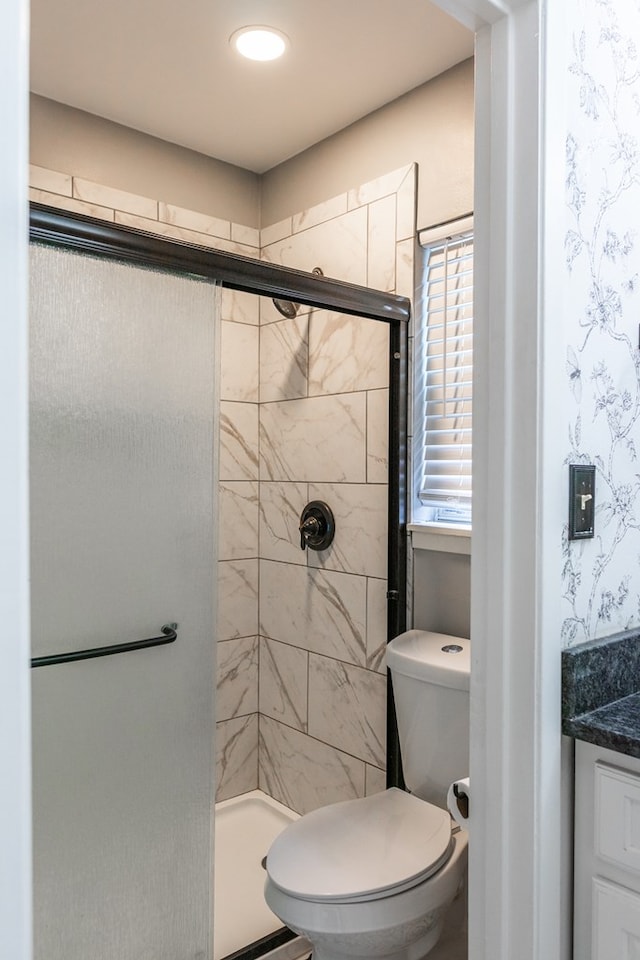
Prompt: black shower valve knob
<box><xmin>298</xmin><ymin>501</ymin><xmax>335</xmax><ymax>552</ymax></box>
<box><xmin>300</xmin><ymin>515</ymin><xmax>321</xmax><ymax>548</ymax></box>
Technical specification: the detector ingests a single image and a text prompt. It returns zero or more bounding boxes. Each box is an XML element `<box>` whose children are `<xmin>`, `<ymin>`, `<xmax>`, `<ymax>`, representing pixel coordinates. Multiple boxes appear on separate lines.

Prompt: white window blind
<box><xmin>416</xmin><ymin>225</ymin><xmax>473</xmax><ymax>521</ymax></box>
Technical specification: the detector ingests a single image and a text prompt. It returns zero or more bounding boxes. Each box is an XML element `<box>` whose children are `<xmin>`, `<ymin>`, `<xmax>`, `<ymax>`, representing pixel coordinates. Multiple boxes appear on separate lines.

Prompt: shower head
<box><xmin>272</xmin><ymin>267</ymin><xmax>323</xmax><ymax>318</ymax></box>
<box><xmin>273</xmin><ymin>298</ymin><xmax>299</xmax><ymax>319</ymax></box>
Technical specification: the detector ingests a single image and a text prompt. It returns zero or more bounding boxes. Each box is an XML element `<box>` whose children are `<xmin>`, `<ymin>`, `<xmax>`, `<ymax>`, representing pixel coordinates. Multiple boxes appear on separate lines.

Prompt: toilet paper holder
<box><xmin>447</xmin><ymin>777</ymin><xmax>470</xmax><ymax>828</ymax></box>
<box><xmin>452</xmin><ymin>781</ymin><xmax>469</xmax><ymax>820</ymax></box>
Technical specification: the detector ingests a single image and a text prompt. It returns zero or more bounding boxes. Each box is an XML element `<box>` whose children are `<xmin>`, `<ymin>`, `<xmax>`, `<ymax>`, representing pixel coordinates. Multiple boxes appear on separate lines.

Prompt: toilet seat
<box><xmin>266</xmin><ymin>787</ymin><xmax>454</xmax><ymax>904</ymax></box>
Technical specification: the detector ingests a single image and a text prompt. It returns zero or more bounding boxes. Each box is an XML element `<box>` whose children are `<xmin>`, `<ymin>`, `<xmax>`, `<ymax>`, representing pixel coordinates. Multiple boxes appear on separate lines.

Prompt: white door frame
<box><xmin>2</xmin><ymin>1</ymin><xmax>563</xmax><ymax>959</ymax></box>
<box><xmin>0</xmin><ymin>1</ymin><xmax>32</xmax><ymax>959</ymax></box>
<box><xmin>432</xmin><ymin>1</ymin><xmax>564</xmax><ymax>959</ymax></box>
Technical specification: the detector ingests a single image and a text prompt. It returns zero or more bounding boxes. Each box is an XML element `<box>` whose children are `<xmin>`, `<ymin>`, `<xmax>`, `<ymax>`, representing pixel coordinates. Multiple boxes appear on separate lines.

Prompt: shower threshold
<box><xmin>214</xmin><ymin>789</ymin><xmax>303</xmax><ymax>960</ymax></box>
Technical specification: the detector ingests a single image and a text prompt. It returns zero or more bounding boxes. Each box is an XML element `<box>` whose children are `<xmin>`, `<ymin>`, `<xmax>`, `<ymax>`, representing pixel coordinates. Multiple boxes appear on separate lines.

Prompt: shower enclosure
<box><xmin>29</xmin><ymin>243</ymin><xmax>219</xmax><ymax>959</ymax></box>
<box><xmin>29</xmin><ymin>203</ymin><xmax>409</xmax><ymax>960</ymax></box>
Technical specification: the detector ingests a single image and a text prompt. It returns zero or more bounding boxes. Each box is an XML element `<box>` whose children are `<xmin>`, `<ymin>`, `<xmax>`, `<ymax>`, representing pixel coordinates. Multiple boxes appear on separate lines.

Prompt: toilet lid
<box><xmin>266</xmin><ymin>788</ymin><xmax>453</xmax><ymax>903</ymax></box>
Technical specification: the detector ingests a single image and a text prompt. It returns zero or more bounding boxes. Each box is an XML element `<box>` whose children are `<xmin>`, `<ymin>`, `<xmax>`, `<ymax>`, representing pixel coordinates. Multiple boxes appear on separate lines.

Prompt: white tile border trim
<box><xmin>29</xmin><ymin>163</ymin><xmax>72</xmax><ymax>196</ymax></box>
<box><xmin>29</xmin><ymin>165</ymin><xmax>258</xmax><ymax>247</ymax></box>
<box><xmin>73</xmin><ymin>177</ymin><xmax>157</xmax><ymax>219</ymax></box>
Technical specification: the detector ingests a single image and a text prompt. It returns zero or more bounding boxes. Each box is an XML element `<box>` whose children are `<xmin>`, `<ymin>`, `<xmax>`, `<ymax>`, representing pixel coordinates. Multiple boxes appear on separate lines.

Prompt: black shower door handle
<box><xmin>30</xmin><ymin>623</ymin><xmax>178</xmax><ymax>668</ymax></box>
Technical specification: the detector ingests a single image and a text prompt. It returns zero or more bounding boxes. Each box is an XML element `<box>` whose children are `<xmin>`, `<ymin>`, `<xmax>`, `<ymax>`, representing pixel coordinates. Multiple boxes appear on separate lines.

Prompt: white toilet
<box><xmin>264</xmin><ymin>629</ymin><xmax>470</xmax><ymax>960</ymax></box>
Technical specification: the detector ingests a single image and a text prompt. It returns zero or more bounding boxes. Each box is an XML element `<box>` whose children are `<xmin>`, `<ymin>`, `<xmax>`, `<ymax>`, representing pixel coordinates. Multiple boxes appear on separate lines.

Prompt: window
<box><xmin>413</xmin><ymin>217</ymin><xmax>473</xmax><ymax>526</ymax></box>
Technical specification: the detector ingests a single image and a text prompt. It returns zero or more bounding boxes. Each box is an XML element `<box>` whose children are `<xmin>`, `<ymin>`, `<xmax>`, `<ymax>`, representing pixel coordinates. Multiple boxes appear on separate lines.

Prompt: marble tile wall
<box><xmin>216</xmin><ymin>286</ymin><xmax>261</xmax><ymax>802</ymax></box>
<box><xmin>255</xmin><ymin>164</ymin><xmax>416</xmax><ymax>814</ymax></box>
<box><xmin>28</xmin><ymin>162</ymin><xmax>416</xmax><ymax>812</ymax></box>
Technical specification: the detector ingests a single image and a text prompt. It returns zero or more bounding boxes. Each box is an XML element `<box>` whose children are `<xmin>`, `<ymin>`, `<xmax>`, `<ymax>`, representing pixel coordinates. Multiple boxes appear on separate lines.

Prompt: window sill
<box><xmin>407</xmin><ymin>522</ymin><xmax>471</xmax><ymax>555</ymax></box>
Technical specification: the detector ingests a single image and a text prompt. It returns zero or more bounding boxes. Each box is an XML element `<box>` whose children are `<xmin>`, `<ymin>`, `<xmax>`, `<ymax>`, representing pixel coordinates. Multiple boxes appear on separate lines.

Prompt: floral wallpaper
<box><xmin>562</xmin><ymin>0</ymin><xmax>640</xmax><ymax>645</ymax></box>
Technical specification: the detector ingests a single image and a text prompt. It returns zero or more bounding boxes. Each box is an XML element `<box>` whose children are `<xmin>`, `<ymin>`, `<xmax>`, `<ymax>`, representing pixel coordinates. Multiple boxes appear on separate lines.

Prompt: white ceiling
<box><xmin>30</xmin><ymin>0</ymin><xmax>474</xmax><ymax>174</ymax></box>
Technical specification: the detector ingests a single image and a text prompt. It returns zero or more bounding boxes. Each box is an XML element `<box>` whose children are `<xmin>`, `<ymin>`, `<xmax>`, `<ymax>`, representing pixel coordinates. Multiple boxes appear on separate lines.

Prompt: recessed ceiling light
<box><xmin>230</xmin><ymin>26</ymin><xmax>289</xmax><ymax>62</ymax></box>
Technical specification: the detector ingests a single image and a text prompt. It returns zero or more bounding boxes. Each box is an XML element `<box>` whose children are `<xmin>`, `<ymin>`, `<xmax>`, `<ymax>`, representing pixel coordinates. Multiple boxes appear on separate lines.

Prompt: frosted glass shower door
<box><xmin>29</xmin><ymin>245</ymin><xmax>217</xmax><ymax>960</ymax></box>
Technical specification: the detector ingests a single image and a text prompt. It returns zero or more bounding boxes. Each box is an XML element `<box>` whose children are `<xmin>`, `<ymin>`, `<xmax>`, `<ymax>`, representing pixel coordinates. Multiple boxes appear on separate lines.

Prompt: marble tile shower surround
<box><xmin>259</xmin><ymin>716</ymin><xmax>365</xmax><ymax>815</ymax></box>
<box><xmin>216</xmin><ymin>714</ymin><xmax>259</xmax><ymax>803</ymax></box>
<box><xmin>562</xmin><ymin>0</ymin><xmax>640</xmax><ymax>646</ymax></box>
<box><xmin>216</xmin><ymin>636</ymin><xmax>259</xmax><ymax>722</ymax></box>
<box><xmin>259</xmin><ymin>560</ymin><xmax>368</xmax><ymax>666</ymax></box>
<box><xmin>28</xmin><ymin>161</ymin><xmax>417</xmax><ymax>814</ymax></box>
<box><xmin>251</xmin><ymin>164</ymin><xmax>416</xmax><ymax>813</ymax></box>
<box><xmin>259</xmin><ymin>393</ymin><xmax>368</xmax><ymax>483</ymax></box>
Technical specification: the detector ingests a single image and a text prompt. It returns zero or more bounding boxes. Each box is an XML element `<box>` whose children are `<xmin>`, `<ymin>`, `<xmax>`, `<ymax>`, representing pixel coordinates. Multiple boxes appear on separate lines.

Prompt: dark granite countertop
<box><xmin>562</xmin><ymin>629</ymin><xmax>640</xmax><ymax>758</ymax></box>
<box><xmin>564</xmin><ymin>692</ymin><xmax>640</xmax><ymax>758</ymax></box>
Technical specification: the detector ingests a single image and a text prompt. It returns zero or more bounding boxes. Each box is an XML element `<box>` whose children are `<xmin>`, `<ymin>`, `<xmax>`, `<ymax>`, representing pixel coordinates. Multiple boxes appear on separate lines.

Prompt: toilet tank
<box><xmin>387</xmin><ymin>630</ymin><xmax>470</xmax><ymax>807</ymax></box>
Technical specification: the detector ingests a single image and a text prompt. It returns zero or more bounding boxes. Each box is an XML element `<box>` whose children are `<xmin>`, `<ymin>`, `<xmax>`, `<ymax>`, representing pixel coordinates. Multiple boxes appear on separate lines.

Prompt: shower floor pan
<box><xmin>214</xmin><ymin>789</ymin><xmax>299</xmax><ymax>960</ymax></box>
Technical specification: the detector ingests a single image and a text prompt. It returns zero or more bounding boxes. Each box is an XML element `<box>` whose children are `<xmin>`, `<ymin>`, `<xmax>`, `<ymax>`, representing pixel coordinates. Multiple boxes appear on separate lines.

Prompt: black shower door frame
<box><xmin>29</xmin><ymin>199</ymin><xmax>409</xmax><ymax>946</ymax></box>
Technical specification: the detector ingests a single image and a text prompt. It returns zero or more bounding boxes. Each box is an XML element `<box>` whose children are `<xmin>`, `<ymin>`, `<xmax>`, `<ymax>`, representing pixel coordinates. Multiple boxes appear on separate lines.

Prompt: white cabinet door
<box><xmin>596</xmin><ymin>763</ymin><xmax>640</xmax><ymax>874</ymax></box>
<box><xmin>574</xmin><ymin>743</ymin><xmax>640</xmax><ymax>960</ymax></box>
<box><xmin>594</xmin><ymin>877</ymin><xmax>640</xmax><ymax>960</ymax></box>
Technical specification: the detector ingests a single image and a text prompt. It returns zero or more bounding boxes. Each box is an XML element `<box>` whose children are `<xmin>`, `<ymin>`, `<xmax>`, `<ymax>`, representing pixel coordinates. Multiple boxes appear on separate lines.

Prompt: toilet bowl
<box><xmin>264</xmin><ymin>631</ymin><xmax>470</xmax><ymax>960</ymax></box>
<box><xmin>265</xmin><ymin>788</ymin><xmax>468</xmax><ymax>960</ymax></box>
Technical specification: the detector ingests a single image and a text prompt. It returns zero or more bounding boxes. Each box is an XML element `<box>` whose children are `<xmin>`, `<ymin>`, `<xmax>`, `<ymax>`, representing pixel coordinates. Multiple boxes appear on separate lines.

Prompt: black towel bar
<box><xmin>30</xmin><ymin>623</ymin><xmax>178</xmax><ymax>668</ymax></box>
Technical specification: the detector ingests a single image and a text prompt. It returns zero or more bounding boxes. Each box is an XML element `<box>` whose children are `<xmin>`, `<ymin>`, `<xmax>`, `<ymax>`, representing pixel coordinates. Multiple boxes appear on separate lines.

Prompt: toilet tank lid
<box><xmin>387</xmin><ymin>630</ymin><xmax>470</xmax><ymax>691</ymax></box>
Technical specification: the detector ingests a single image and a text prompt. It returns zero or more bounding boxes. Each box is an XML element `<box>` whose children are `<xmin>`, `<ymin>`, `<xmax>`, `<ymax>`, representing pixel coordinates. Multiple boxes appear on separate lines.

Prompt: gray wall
<box><xmin>260</xmin><ymin>59</ymin><xmax>474</xmax><ymax>231</ymax></box>
<box><xmin>30</xmin><ymin>58</ymin><xmax>474</xmax><ymax>234</ymax></box>
<box><xmin>30</xmin><ymin>94</ymin><xmax>261</xmax><ymax>227</ymax></box>
<box><xmin>412</xmin><ymin>550</ymin><xmax>471</xmax><ymax>639</ymax></box>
